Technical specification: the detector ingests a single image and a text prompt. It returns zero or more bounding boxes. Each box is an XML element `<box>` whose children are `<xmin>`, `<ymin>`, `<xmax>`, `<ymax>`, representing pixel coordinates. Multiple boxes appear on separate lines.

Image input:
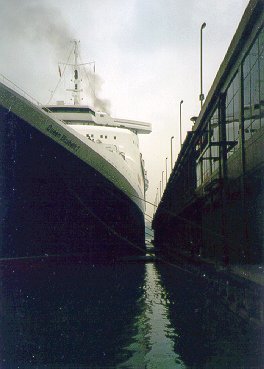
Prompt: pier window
<box><xmin>202</xmin><ymin>148</ymin><xmax>211</xmax><ymax>182</ymax></box>
<box><xmin>243</xmin><ymin>27</ymin><xmax>263</xmax><ymax>141</ymax></box>
<box><xmin>195</xmin><ymin>107</ymin><xmax>220</xmax><ymax>188</ymax></box>
<box><xmin>209</xmin><ymin>108</ymin><xmax>220</xmax><ymax>173</ymax></box>
<box><xmin>225</xmin><ymin>72</ymin><xmax>240</xmax><ymax>157</ymax></box>
<box><xmin>196</xmin><ymin>161</ymin><xmax>202</xmax><ymax>187</ymax></box>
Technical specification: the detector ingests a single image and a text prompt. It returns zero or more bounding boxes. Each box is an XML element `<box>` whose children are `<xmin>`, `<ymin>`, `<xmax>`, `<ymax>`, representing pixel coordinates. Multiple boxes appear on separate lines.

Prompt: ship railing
<box><xmin>0</xmin><ymin>73</ymin><xmax>44</xmax><ymax>108</ymax></box>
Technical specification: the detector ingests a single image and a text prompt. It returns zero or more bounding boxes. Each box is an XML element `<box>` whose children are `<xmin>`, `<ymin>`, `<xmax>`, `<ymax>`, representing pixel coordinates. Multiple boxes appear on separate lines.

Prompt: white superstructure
<box><xmin>44</xmin><ymin>41</ymin><xmax>151</xmax><ymax>211</ymax></box>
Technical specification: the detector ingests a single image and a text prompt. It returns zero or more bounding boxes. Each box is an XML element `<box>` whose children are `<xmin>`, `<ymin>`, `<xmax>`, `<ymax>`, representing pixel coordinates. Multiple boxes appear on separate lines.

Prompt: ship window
<box><xmin>114</xmin><ymin>136</ymin><xmax>116</xmax><ymax>139</ymax></box>
<box><xmin>91</xmin><ymin>134</ymin><xmax>94</xmax><ymax>137</ymax></box>
<box><xmin>105</xmin><ymin>135</ymin><xmax>107</xmax><ymax>139</ymax></box>
<box><xmin>100</xmin><ymin>135</ymin><xmax>103</xmax><ymax>138</ymax></box>
<box><xmin>44</xmin><ymin>106</ymin><xmax>96</xmax><ymax>116</ymax></box>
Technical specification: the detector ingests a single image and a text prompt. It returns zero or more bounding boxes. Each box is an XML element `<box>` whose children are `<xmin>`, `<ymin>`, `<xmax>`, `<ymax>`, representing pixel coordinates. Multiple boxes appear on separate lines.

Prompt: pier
<box><xmin>152</xmin><ymin>0</ymin><xmax>264</xmax><ymax>325</ymax></box>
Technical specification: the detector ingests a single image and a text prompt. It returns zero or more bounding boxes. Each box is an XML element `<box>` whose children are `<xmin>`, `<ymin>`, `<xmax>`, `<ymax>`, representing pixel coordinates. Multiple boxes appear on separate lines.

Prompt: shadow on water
<box><xmin>156</xmin><ymin>262</ymin><xmax>264</xmax><ymax>369</ymax></box>
<box><xmin>0</xmin><ymin>257</ymin><xmax>263</xmax><ymax>368</ymax></box>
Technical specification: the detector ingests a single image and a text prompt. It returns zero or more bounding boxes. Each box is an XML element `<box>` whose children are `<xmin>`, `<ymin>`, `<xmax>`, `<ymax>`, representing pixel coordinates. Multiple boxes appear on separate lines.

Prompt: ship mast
<box><xmin>66</xmin><ymin>40</ymin><xmax>82</xmax><ymax>105</ymax></box>
<box><xmin>73</xmin><ymin>40</ymin><xmax>81</xmax><ymax>105</ymax></box>
<box><xmin>59</xmin><ymin>40</ymin><xmax>95</xmax><ymax>106</ymax></box>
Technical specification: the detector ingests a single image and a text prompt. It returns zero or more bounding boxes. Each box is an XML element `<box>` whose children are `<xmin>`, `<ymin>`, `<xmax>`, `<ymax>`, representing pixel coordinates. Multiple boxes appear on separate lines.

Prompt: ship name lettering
<box><xmin>46</xmin><ymin>125</ymin><xmax>80</xmax><ymax>152</ymax></box>
<box><xmin>47</xmin><ymin>125</ymin><xmax>61</xmax><ymax>139</ymax></box>
<box><xmin>60</xmin><ymin>135</ymin><xmax>80</xmax><ymax>152</ymax></box>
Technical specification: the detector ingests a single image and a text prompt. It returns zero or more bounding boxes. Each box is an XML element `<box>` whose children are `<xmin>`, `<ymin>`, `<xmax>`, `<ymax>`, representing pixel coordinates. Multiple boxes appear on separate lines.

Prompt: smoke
<box><xmin>92</xmin><ymin>74</ymin><xmax>111</xmax><ymax>114</ymax></box>
<box><xmin>1</xmin><ymin>0</ymin><xmax>111</xmax><ymax>111</ymax></box>
<box><xmin>82</xmin><ymin>66</ymin><xmax>111</xmax><ymax>114</ymax></box>
<box><xmin>94</xmin><ymin>95</ymin><xmax>111</xmax><ymax>114</ymax></box>
<box><xmin>1</xmin><ymin>0</ymin><xmax>73</xmax><ymax>60</ymax></box>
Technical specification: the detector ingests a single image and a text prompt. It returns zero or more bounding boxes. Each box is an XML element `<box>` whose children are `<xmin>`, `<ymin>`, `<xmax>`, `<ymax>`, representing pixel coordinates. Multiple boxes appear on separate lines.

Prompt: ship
<box><xmin>0</xmin><ymin>41</ymin><xmax>151</xmax><ymax>262</ymax></box>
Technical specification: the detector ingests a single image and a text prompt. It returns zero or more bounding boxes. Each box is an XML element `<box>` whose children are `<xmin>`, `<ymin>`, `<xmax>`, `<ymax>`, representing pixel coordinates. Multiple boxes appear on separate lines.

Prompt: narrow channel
<box><xmin>0</xmin><ymin>258</ymin><xmax>262</xmax><ymax>368</ymax></box>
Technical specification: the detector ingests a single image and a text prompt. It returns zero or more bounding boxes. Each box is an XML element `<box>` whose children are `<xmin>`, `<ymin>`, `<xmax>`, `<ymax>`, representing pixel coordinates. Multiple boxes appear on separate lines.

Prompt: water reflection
<box><xmin>0</xmin><ymin>259</ymin><xmax>145</xmax><ymax>368</ymax></box>
<box><xmin>157</xmin><ymin>263</ymin><xmax>263</xmax><ymax>369</ymax></box>
<box><xmin>0</xmin><ymin>258</ymin><xmax>262</xmax><ymax>368</ymax></box>
<box><xmin>118</xmin><ymin>263</ymin><xmax>185</xmax><ymax>369</ymax></box>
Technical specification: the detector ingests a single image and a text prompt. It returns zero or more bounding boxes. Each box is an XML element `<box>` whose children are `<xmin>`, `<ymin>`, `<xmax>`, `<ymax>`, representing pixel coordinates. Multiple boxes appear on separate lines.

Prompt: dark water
<box><xmin>0</xmin><ymin>257</ymin><xmax>262</xmax><ymax>369</ymax></box>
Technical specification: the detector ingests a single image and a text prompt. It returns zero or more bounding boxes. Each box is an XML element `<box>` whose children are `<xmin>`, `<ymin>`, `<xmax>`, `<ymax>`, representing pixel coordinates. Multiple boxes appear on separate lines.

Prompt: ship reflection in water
<box><xmin>0</xmin><ymin>258</ymin><xmax>262</xmax><ymax>368</ymax></box>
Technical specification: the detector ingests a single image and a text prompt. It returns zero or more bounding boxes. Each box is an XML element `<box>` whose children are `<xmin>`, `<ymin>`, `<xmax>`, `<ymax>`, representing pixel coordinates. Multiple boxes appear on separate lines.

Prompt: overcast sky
<box><xmin>0</xmin><ymin>0</ymin><xmax>250</xmax><ymax>217</ymax></box>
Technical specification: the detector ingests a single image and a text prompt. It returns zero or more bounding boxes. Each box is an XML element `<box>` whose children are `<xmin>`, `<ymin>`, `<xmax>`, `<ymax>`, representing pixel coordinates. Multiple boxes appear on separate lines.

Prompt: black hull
<box><xmin>0</xmin><ymin>105</ymin><xmax>145</xmax><ymax>261</ymax></box>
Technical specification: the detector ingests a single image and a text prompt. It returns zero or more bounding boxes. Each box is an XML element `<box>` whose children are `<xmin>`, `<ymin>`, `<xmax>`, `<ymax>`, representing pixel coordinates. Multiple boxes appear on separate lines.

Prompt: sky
<box><xmin>0</xmin><ymin>0</ymin><xmax>250</xmax><ymax>218</ymax></box>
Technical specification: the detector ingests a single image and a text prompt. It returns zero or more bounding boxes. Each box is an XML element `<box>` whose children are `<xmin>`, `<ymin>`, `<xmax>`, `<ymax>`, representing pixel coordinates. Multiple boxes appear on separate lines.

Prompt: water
<box><xmin>117</xmin><ymin>263</ymin><xmax>185</xmax><ymax>369</ymax></box>
<box><xmin>0</xmin><ymin>257</ymin><xmax>262</xmax><ymax>368</ymax></box>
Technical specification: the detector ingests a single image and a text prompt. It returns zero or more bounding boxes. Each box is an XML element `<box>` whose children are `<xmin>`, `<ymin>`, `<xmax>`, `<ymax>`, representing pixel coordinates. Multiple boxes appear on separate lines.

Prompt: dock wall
<box><xmin>152</xmin><ymin>0</ymin><xmax>264</xmax><ymax>324</ymax></box>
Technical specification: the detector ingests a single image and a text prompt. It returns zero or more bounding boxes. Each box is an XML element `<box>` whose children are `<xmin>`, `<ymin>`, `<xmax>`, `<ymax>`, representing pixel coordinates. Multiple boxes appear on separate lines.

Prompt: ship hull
<box><xmin>0</xmin><ymin>105</ymin><xmax>145</xmax><ymax>261</ymax></box>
